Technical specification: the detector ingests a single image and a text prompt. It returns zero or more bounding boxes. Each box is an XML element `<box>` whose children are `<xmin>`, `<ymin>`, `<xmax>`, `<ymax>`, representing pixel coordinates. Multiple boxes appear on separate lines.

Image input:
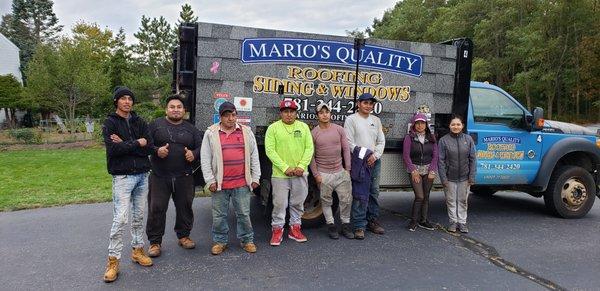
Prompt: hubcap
<box><xmin>561</xmin><ymin>178</ymin><xmax>587</xmax><ymax>211</ymax></box>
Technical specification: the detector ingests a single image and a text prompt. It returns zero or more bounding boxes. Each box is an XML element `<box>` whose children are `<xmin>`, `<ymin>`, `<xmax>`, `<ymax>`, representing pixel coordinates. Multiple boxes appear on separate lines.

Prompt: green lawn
<box><xmin>0</xmin><ymin>147</ymin><xmax>112</xmax><ymax>211</ymax></box>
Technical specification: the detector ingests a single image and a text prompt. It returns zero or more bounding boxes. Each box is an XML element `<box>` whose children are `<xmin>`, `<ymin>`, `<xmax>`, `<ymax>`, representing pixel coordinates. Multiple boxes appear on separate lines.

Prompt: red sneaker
<box><xmin>270</xmin><ymin>227</ymin><xmax>283</xmax><ymax>246</ymax></box>
<box><xmin>288</xmin><ymin>224</ymin><xmax>307</xmax><ymax>242</ymax></box>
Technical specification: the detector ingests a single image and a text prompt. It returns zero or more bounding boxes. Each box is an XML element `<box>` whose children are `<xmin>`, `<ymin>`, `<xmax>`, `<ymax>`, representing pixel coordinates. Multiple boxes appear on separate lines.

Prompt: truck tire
<box><xmin>543</xmin><ymin>166</ymin><xmax>596</xmax><ymax>218</ymax></box>
<box><xmin>300</xmin><ymin>176</ymin><xmax>339</xmax><ymax>228</ymax></box>
<box><xmin>470</xmin><ymin>186</ymin><xmax>497</xmax><ymax>196</ymax></box>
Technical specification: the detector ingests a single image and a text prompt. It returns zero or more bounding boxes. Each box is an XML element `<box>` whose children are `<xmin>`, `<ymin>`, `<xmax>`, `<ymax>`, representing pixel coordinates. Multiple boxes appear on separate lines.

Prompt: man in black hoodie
<box><xmin>102</xmin><ymin>86</ymin><xmax>153</xmax><ymax>283</ymax></box>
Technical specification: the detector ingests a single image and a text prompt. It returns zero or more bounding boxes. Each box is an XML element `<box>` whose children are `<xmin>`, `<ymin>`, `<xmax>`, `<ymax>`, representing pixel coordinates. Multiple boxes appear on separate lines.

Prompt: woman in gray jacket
<box><xmin>438</xmin><ymin>115</ymin><xmax>476</xmax><ymax>233</ymax></box>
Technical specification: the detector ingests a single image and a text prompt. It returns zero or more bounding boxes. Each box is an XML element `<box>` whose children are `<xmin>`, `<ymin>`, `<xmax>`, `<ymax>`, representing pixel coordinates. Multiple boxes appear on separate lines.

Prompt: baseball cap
<box><xmin>279</xmin><ymin>99</ymin><xmax>298</xmax><ymax>111</ymax></box>
<box><xmin>357</xmin><ymin>93</ymin><xmax>377</xmax><ymax>102</ymax></box>
<box><xmin>413</xmin><ymin>112</ymin><xmax>427</xmax><ymax>123</ymax></box>
<box><xmin>219</xmin><ymin>101</ymin><xmax>236</xmax><ymax>115</ymax></box>
<box><xmin>316</xmin><ymin>103</ymin><xmax>331</xmax><ymax>112</ymax></box>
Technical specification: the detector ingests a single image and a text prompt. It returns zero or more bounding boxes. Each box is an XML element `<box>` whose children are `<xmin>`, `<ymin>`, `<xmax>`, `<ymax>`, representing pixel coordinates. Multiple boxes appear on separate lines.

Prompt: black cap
<box><xmin>358</xmin><ymin>92</ymin><xmax>377</xmax><ymax>102</ymax></box>
<box><xmin>219</xmin><ymin>101</ymin><xmax>236</xmax><ymax>116</ymax></box>
<box><xmin>113</xmin><ymin>86</ymin><xmax>135</xmax><ymax>106</ymax></box>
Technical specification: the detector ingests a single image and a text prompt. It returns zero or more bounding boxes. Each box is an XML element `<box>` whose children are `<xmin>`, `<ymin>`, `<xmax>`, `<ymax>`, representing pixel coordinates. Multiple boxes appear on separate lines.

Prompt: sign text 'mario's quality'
<box><xmin>241</xmin><ymin>38</ymin><xmax>423</xmax><ymax>77</ymax></box>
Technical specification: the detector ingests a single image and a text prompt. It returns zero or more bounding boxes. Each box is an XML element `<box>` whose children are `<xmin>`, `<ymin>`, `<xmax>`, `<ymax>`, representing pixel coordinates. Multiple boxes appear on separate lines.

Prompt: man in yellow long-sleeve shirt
<box><xmin>265</xmin><ymin>98</ymin><xmax>314</xmax><ymax>246</ymax></box>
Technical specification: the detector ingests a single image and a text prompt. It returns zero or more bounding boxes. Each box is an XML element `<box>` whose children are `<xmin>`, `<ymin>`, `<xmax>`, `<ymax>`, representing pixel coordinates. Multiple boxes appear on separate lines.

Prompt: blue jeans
<box><xmin>212</xmin><ymin>186</ymin><xmax>254</xmax><ymax>244</ymax></box>
<box><xmin>107</xmin><ymin>173</ymin><xmax>148</xmax><ymax>259</ymax></box>
<box><xmin>351</xmin><ymin>159</ymin><xmax>381</xmax><ymax>230</ymax></box>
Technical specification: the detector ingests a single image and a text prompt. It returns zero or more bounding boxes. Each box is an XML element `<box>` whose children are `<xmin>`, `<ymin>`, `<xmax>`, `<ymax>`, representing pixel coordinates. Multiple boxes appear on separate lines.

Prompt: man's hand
<box><xmin>251</xmin><ymin>182</ymin><xmax>259</xmax><ymax>189</ymax></box>
<box><xmin>314</xmin><ymin>175</ymin><xmax>322</xmax><ymax>189</ymax></box>
<box><xmin>284</xmin><ymin>168</ymin><xmax>295</xmax><ymax>177</ymax></box>
<box><xmin>137</xmin><ymin>138</ymin><xmax>147</xmax><ymax>147</ymax></box>
<box><xmin>110</xmin><ymin>134</ymin><xmax>122</xmax><ymax>143</ymax></box>
<box><xmin>184</xmin><ymin>147</ymin><xmax>194</xmax><ymax>162</ymax></box>
<box><xmin>209</xmin><ymin>183</ymin><xmax>217</xmax><ymax>192</ymax></box>
<box><xmin>157</xmin><ymin>143</ymin><xmax>169</xmax><ymax>158</ymax></box>
<box><xmin>411</xmin><ymin>171</ymin><xmax>421</xmax><ymax>184</ymax></box>
<box><xmin>293</xmin><ymin>167</ymin><xmax>304</xmax><ymax>177</ymax></box>
<box><xmin>367</xmin><ymin>155</ymin><xmax>376</xmax><ymax>167</ymax></box>
<box><xmin>443</xmin><ymin>181</ymin><xmax>449</xmax><ymax>188</ymax></box>
<box><xmin>468</xmin><ymin>179</ymin><xmax>475</xmax><ymax>186</ymax></box>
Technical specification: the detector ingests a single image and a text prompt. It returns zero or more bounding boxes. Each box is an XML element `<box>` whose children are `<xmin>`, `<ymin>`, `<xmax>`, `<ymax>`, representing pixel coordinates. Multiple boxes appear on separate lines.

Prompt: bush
<box><xmin>7</xmin><ymin>128</ymin><xmax>42</xmax><ymax>144</ymax></box>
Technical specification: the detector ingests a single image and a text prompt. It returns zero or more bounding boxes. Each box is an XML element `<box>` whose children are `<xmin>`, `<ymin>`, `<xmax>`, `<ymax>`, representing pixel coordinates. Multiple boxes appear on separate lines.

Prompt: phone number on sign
<box><xmin>291</xmin><ymin>98</ymin><xmax>383</xmax><ymax>115</ymax></box>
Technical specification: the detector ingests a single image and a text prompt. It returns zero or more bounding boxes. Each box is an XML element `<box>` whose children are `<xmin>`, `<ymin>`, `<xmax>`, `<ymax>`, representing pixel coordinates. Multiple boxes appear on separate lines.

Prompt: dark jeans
<box><xmin>409</xmin><ymin>174</ymin><xmax>433</xmax><ymax>222</ymax></box>
<box><xmin>146</xmin><ymin>173</ymin><xmax>195</xmax><ymax>244</ymax></box>
<box><xmin>351</xmin><ymin>159</ymin><xmax>381</xmax><ymax>230</ymax></box>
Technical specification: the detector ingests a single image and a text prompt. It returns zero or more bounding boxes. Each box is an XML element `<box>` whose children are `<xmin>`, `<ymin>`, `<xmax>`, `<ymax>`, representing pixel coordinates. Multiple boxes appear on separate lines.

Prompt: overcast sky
<box><xmin>0</xmin><ymin>0</ymin><xmax>398</xmax><ymax>43</ymax></box>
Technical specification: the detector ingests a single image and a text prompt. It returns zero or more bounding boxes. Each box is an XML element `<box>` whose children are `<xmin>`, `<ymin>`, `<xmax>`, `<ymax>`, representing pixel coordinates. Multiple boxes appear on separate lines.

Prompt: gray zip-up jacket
<box><xmin>438</xmin><ymin>132</ymin><xmax>476</xmax><ymax>183</ymax></box>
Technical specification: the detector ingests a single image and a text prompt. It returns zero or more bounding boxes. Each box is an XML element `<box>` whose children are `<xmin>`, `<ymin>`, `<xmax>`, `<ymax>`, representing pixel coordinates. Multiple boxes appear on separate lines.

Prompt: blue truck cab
<box><xmin>467</xmin><ymin>81</ymin><xmax>600</xmax><ymax>218</ymax></box>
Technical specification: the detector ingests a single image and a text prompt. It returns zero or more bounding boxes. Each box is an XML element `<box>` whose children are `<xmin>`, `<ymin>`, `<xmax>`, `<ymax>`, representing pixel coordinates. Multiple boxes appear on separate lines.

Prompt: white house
<box><xmin>0</xmin><ymin>32</ymin><xmax>22</xmax><ymax>125</ymax></box>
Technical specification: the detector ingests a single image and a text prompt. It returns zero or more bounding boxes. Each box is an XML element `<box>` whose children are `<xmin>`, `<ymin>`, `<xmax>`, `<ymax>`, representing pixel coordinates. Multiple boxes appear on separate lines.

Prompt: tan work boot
<box><xmin>211</xmin><ymin>243</ymin><xmax>227</xmax><ymax>255</ymax></box>
<box><xmin>131</xmin><ymin>247</ymin><xmax>153</xmax><ymax>266</ymax></box>
<box><xmin>178</xmin><ymin>237</ymin><xmax>196</xmax><ymax>249</ymax></box>
<box><xmin>148</xmin><ymin>244</ymin><xmax>161</xmax><ymax>257</ymax></box>
<box><xmin>103</xmin><ymin>256</ymin><xmax>119</xmax><ymax>283</ymax></box>
<box><xmin>241</xmin><ymin>242</ymin><xmax>257</xmax><ymax>253</ymax></box>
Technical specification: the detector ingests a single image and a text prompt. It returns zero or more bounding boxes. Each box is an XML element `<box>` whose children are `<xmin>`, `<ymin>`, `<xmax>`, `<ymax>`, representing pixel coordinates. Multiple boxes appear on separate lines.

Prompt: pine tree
<box><xmin>178</xmin><ymin>4</ymin><xmax>198</xmax><ymax>25</ymax></box>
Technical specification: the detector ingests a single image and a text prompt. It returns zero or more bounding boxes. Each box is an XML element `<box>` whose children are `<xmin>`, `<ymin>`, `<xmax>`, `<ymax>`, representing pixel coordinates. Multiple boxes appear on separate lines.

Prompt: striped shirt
<box><xmin>219</xmin><ymin>128</ymin><xmax>246</xmax><ymax>189</ymax></box>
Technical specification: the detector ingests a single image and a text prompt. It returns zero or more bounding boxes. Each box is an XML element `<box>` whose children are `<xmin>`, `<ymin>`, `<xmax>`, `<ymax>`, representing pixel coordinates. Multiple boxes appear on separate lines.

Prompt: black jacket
<box><xmin>102</xmin><ymin>111</ymin><xmax>152</xmax><ymax>175</ymax></box>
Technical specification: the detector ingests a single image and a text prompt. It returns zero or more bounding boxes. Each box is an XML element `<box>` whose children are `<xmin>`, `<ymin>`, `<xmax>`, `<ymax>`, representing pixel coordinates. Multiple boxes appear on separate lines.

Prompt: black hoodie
<box><xmin>102</xmin><ymin>111</ymin><xmax>152</xmax><ymax>175</ymax></box>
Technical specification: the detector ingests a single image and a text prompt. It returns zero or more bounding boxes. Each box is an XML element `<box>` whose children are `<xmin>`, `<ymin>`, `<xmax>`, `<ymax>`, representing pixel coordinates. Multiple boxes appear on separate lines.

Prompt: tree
<box><xmin>0</xmin><ymin>74</ymin><xmax>23</xmax><ymax>127</ymax></box>
<box><xmin>131</xmin><ymin>15</ymin><xmax>176</xmax><ymax>103</ymax></box>
<box><xmin>178</xmin><ymin>4</ymin><xmax>198</xmax><ymax>25</ymax></box>
<box><xmin>2</xmin><ymin>0</ymin><xmax>63</xmax><ymax>75</ymax></box>
<box><xmin>24</xmin><ymin>39</ymin><xmax>110</xmax><ymax>134</ymax></box>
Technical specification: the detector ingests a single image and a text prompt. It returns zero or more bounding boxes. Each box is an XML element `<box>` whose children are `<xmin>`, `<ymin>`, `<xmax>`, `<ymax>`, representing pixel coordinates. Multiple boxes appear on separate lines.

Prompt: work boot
<box><xmin>367</xmin><ymin>220</ymin><xmax>385</xmax><ymax>234</ymax></box>
<box><xmin>131</xmin><ymin>247</ymin><xmax>153</xmax><ymax>266</ymax></box>
<box><xmin>447</xmin><ymin>223</ymin><xmax>458</xmax><ymax>233</ymax></box>
<box><xmin>459</xmin><ymin>223</ymin><xmax>469</xmax><ymax>233</ymax></box>
<box><xmin>340</xmin><ymin>223</ymin><xmax>355</xmax><ymax>239</ymax></box>
<box><xmin>270</xmin><ymin>227</ymin><xmax>284</xmax><ymax>246</ymax></box>
<box><xmin>178</xmin><ymin>237</ymin><xmax>196</xmax><ymax>249</ymax></box>
<box><xmin>327</xmin><ymin>223</ymin><xmax>339</xmax><ymax>239</ymax></box>
<box><xmin>148</xmin><ymin>244</ymin><xmax>161</xmax><ymax>257</ymax></box>
<box><xmin>211</xmin><ymin>243</ymin><xmax>227</xmax><ymax>255</ymax></box>
<box><xmin>241</xmin><ymin>242</ymin><xmax>257</xmax><ymax>253</ymax></box>
<box><xmin>288</xmin><ymin>224</ymin><xmax>308</xmax><ymax>242</ymax></box>
<box><xmin>103</xmin><ymin>256</ymin><xmax>119</xmax><ymax>283</ymax></box>
<box><xmin>354</xmin><ymin>228</ymin><xmax>365</xmax><ymax>240</ymax></box>
<box><xmin>408</xmin><ymin>220</ymin><xmax>417</xmax><ymax>232</ymax></box>
<box><xmin>418</xmin><ymin>220</ymin><xmax>435</xmax><ymax>231</ymax></box>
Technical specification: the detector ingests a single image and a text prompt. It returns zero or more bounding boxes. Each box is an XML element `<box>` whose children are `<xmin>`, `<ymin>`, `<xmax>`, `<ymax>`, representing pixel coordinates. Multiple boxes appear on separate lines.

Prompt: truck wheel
<box><xmin>543</xmin><ymin>166</ymin><xmax>595</xmax><ymax>218</ymax></box>
<box><xmin>470</xmin><ymin>186</ymin><xmax>497</xmax><ymax>196</ymax></box>
<box><xmin>301</xmin><ymin>176</ymin><xmax>339</xmax><ymax>228</ymax></box>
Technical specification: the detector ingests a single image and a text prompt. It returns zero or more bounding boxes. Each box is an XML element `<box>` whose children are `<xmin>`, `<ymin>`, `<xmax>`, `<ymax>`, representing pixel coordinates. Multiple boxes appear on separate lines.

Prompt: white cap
<box><xmin>316</xmin><ymin>103</ymin><xmax>331</xmax><ymax>112</ymax></box>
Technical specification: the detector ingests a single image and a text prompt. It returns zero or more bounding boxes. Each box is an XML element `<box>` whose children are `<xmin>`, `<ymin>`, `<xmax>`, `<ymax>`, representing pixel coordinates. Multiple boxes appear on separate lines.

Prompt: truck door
<box><xmin>467</xmin><ymin>85</ymin><xmax>543</xmax><ymax>185</ymax></box>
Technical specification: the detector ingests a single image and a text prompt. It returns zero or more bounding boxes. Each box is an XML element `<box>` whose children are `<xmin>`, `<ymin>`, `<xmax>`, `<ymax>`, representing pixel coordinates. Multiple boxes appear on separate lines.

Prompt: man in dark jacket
<box><xmin>102</xmin><ymin>86</ymin><xmax>153</xmax><ymax>283</ymax></box>
<box><xmin>146</xmin><ymin>95</ymin><xmax>203</xmax><ymax>257</ymax></box>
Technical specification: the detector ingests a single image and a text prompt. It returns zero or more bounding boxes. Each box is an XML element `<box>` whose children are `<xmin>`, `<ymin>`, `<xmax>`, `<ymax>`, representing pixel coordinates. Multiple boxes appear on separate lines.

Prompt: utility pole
<box><xmin>353</xmin><ymin>37</ymin><xmax>365</xmax><ymax>113</ymax></box>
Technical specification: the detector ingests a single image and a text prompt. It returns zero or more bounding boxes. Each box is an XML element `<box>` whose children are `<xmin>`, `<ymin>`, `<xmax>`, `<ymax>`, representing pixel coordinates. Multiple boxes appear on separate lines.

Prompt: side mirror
<box><xmin>532</xmin><ymin>107</ymin><xmax>544</xmax><ymax>130</ymax></box>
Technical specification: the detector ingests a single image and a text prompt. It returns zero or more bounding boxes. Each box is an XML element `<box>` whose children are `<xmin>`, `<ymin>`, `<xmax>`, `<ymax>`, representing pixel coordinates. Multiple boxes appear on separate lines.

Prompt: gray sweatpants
<box><xmin>444</xmin><ymin>180</ymin><xmax>470</xmax><ymax>224</ymax></box>
<box><xmin>319</xmin><ymin>170</ymin><xmax>352</xmax><ymax>224</ymax></box>
<box><xmin>271</xmin><ymin>175</ymin><xmax>308</xmax><ymax>228</ymax></box>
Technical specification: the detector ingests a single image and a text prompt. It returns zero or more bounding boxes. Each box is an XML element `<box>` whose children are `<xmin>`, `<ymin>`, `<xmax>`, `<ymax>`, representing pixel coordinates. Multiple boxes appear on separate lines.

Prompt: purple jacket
<box><xmin>402</xmin><ymin>113</ymin><xmax>438</xmax><ymax>174</ymax></box>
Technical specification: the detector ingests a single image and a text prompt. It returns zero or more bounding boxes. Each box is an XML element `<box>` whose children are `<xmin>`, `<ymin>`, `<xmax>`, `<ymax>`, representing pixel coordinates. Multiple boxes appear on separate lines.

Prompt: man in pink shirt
<box><xmin>309</xmin><ymin>103</ymin><xmax>354</xmax><ymax>239</ymax></box>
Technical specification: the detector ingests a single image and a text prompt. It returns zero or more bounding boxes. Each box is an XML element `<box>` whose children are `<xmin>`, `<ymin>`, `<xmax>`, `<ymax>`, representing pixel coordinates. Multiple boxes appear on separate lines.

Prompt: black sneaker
<box><xmin>408</xmin><ymin>220</ymin><xmax>417</xmax><ymax>232</ymax></box>
<box><xmin>327</xmin><ymin>224</ymin><xmax>339</xmax><ymax>239</ymax></box>
<box><xmin>340</xmin><ymin>223</ymin><xmax>355</xmax><ymax>239</ymax></box>
<box><xmin>459</xmin><ymin>223</ymin><xmax>469</xmax><ymax>233</ymax></box>
<box><xmin>418</xmin><ymin>220</ymin><xmax>435</xmax><ymax>231</ymax></box>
